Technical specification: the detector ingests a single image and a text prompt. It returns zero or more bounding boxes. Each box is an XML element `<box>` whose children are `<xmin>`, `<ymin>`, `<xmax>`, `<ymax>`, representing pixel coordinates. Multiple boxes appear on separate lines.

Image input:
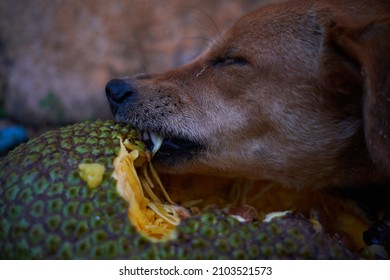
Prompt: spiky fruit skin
<box><xmin>0</xmin><ymin>120</ymin><xmax>355</xmax><ymax>259</ymax></box>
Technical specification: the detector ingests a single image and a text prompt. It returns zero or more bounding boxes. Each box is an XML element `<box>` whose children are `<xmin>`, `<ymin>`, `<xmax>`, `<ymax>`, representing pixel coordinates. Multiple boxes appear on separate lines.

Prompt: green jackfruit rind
<box><xmin>0</xmin><ymin>120</ymin><xmax>355</xmax><ymax>259</ymax></box>
<box><xmin>156</xmin><ymin>211</ymin><xmax>356</xmax><ymax>260</ymax></box>
<box><xmin>0</xmin><ymin>120</ymin><xmax>149</xmax><ymax>259</ymax></box>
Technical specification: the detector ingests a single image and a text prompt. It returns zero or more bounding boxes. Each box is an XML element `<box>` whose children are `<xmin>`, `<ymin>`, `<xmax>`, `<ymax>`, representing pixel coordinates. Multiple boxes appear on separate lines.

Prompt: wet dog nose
<box><xmin>105</xmin><ymin>78</ymin><xmax>135</xmax><ymax>115</ymax></box>
<box><xmin>105</xmin><ymin>78</ymin><xmax>133</xmax><ymax>103</ymax></box>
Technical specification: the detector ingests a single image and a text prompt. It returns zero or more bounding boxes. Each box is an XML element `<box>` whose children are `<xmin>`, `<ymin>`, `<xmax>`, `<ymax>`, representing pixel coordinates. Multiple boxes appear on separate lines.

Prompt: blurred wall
<box><xmin>0</xmin><ymin>0</ymin><xmax>277</xmax><ymax>125</ymax></box>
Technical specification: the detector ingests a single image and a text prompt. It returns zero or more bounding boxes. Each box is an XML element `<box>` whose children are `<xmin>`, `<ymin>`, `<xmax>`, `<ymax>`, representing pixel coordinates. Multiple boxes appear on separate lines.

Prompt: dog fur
<box><xmin>106</xmin><ymin>0</ymin><xmax>390</xmax><ymax>189</ymax></box>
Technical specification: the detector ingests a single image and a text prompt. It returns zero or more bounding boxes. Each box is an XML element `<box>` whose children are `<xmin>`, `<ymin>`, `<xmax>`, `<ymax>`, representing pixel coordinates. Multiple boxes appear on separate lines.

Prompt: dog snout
<box><xmin>105</xmin><ymin>78</ymin><xmax>134</xmax><ymax>114</ymax></box>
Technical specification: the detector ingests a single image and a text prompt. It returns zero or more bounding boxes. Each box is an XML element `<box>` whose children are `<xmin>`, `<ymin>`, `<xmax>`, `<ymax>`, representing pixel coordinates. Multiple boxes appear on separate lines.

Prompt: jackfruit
<box><xmin>79</xmin><ymin>163</ymin><xmax>106</xmax><ymax>189</ymax></box>
<box><xmin>0</xmin><ymin>120</ymin><xmax>357</xmax><ymax>259</ymax></box>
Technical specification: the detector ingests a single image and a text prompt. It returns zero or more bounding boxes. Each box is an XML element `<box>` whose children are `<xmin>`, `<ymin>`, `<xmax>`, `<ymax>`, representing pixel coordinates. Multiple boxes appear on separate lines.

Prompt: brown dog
<box><xmin>106</xmin><ymin>0</ymin><xmax>390</xmax><ymax>189</ymax></box>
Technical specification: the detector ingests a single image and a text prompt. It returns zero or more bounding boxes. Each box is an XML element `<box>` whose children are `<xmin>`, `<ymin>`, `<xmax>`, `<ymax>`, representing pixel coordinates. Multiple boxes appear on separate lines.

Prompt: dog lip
<box><xmin>135</xmin><ymin>127</ymin><xmax>202</xmax><ymax>162</ymax></box>
<box><xmin>153</xmin><ymin>137</ymin><xmax>201</xmax><ymax>159</ymax></box>
<box><xmin>145</xmin><ymin>131</ymin><xmax>200</xmax><ymax>154</ymax></box>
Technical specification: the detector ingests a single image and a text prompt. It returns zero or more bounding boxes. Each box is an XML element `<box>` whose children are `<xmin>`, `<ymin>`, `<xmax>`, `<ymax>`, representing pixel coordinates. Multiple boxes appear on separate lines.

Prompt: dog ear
<box><xmin>327</xmin><ymin>17</ymin><xmax>390</xmax><ymax>176</ymax></box>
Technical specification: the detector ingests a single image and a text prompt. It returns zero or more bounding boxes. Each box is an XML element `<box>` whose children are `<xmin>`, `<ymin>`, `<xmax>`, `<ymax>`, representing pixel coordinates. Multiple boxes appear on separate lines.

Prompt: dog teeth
<box><xmin>150</xmin><ymin>132</ymin><xmax>164</xmax><ymax>155</ymax></box>
<box><xmin>142</xmin><ymin>131</ymin><xmax>150</xmax><ymax>141</ymax></box>
<box><xmin>136</xmin><ymin>129</ymin><xmax>142</xmax><ymax>140</ymax></box>
<box><xmin>139</xmin><ymin>130</ymin><xmax>164</xmax><ymax>155</ymax></box>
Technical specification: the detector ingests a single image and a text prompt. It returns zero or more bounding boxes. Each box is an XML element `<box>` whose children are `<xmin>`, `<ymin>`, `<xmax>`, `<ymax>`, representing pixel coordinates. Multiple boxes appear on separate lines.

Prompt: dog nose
<box><xmin>105</xmin><ymin>79</ymin><xmax>135</xmax><ymax>115</ymax></box>
<box><xmin>105</xmin><ymin>78</ymin><xmax>133</xmax><ymax>104</ymax></box>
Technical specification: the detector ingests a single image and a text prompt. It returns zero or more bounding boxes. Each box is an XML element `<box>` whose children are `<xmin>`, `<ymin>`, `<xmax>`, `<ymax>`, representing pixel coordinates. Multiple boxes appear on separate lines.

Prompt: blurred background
<box><xmin>0</xmin><ymin>0</ymin><xmax>277</xmax><ymax>154</ymax></box>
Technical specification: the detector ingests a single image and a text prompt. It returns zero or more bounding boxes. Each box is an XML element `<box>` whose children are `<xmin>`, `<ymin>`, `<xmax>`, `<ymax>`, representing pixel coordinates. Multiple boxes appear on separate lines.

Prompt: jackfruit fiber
<box><xmin>0</xmin><ymin>120</ymin><xmax>356</xmax><ymax>259</ymax></box>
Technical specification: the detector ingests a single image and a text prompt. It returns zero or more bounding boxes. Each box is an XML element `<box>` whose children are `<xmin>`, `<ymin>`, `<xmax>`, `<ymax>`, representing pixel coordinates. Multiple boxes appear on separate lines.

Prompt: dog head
<box><xmin>106</xmin><ymin>0</ymin><xmax>390</xmax><ymax>188</ymax></box>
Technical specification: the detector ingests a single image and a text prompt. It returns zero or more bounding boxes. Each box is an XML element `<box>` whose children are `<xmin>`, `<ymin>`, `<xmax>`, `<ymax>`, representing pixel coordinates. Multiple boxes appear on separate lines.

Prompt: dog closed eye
<box><xmin>210</xmin><ymin>56</ymin><xmax>249</xmax><ymax>67</ymax></box>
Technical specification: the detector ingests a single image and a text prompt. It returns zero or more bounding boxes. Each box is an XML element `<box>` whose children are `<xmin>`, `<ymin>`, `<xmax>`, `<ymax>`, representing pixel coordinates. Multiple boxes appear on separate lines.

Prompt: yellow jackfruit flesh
<box><xmin>79</xmin><ymin>163</ymin><xmax>106</xmax><ymax>189</ymax></box>
<box><xmin>112</xmin><ymin>137</ymin><xmax>185</xmax><ymax>240</ymax></box>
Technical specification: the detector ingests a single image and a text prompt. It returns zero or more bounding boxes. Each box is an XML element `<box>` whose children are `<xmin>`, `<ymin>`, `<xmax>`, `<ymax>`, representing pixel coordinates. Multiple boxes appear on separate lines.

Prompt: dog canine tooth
<box><xmin>150</xmin><ymin>132</ymin><xmax>164</xmax><ymax>155</ymax></box>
